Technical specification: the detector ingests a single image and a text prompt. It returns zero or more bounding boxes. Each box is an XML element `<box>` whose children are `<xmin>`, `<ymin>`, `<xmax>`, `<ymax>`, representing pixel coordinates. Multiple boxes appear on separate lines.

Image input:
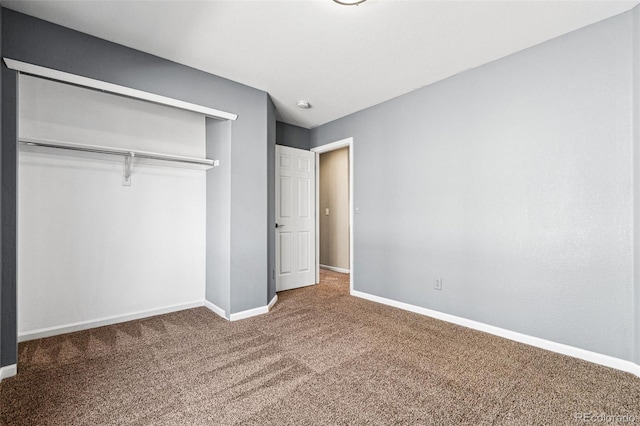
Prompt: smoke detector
<box><xmin>297</xmin><ymin>100</ymin><xmax>311</xmax><ymax>109</ymax></box>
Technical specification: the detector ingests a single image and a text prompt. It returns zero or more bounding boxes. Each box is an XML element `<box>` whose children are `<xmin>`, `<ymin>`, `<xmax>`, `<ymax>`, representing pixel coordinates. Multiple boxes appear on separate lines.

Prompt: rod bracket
<box><xmin>123</xmin><ymin>152</ymin><xmax>135</xmax><ymax>186</ymax></box>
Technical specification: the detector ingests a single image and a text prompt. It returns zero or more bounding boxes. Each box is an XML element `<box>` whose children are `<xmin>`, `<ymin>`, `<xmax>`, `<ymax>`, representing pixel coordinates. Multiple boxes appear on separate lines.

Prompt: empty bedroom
<box><xmin>0</xmin><ymin>0</ymin><xmax>639</xmax><ymax>424</ymax></box>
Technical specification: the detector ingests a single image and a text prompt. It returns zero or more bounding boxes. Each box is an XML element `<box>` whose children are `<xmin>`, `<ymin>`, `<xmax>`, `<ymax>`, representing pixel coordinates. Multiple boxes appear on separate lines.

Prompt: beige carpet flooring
<box><xmin>1</xmin><ymin>269</ymin><xmax>639</xmax><ymax>425</ymax></box>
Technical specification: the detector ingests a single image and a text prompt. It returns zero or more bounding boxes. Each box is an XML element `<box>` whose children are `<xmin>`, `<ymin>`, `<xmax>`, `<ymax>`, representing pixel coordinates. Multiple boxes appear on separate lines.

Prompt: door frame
<box><xmin>311</xmin><ymin>137</ymin><xmax>354</xmax><ymax>294</ymax></box>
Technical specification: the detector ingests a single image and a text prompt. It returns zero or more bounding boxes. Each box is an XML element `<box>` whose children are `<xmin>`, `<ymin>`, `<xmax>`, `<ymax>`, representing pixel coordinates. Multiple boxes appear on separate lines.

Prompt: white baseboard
<box><xmin>18</xmin><ymin>300</ymin><xmax>205</xmax><ymax>342</ymax></box>
<box><xmin>268</xmin><ymin>294</ymin><xmax>278</xmax><ymax>310</ymax></box>
<box><xmin>351</xmin><ymin>290</ymin><xmax>640</xmax><ymax>379</ymax></box>
<box><xmin>0</xmin><ymin>364</ymin><xmax>17</xmax><ymax>382</ymax></box>
<box><xmin>320</xmin><ymin>264</ymin><xmax>350</xmax><ymax>274</ymax></box>
<box><xmin>204</xmin><ymin>300</ymin><xmax>226</xmax><ymax>319</ymax></box>
<box><xmin>229</xmin><ymin>295</ymin><xmax>278</xmax><ymax>322</ymax></box>
<box><xmin>230</xmin><ymin>305</ymin><xmax>269</xmax><ymax>321</ymax></box>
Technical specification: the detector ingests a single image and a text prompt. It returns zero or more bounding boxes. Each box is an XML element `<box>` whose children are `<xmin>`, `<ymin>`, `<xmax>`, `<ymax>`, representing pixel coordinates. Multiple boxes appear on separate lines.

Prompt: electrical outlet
<box><xmin>434</xmin><ymin>278</ymin><xmax>442</xmax><ymax>291</ymax></box>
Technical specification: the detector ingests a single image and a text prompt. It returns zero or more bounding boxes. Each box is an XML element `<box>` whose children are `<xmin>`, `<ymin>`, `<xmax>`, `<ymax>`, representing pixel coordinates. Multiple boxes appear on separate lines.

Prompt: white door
<box><xmin>276</xmin><ymin>145</ymin><xmax>316</xmax><ymax>291</ymax></box>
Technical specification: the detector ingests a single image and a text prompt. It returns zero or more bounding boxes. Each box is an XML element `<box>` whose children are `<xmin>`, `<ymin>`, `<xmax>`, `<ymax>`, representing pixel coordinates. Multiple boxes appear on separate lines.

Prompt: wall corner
<box><xmin>205</xmin><ymin>118</ymin><xmax>232</xmax><ymax>319</ymax></box>
<box><xmin>267</xmin><ymin>96</ymin><xmax>276</xmax><ymax>303</ymax></box>
<box><xmin>632</xmin><ymin>4</ymin><xmax>640</xmax><ymax>366</ymax></box>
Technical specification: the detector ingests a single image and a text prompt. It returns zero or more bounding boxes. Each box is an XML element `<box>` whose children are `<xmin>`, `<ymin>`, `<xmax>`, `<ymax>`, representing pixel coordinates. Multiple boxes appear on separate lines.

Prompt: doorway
<box><xmin>312</xmin><ymin>138</ymin><xmax>354</xmax><ymax>293</ymax></box>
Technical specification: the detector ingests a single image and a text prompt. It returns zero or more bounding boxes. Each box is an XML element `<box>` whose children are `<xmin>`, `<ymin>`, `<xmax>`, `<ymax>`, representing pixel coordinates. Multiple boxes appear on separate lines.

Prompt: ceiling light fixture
<box><xmin>297</xmin><ymin>100</ymin><xmax>311</xmax><ymax>109</ymax></box>
<box><xmin>333</xmin><ymin>0</ymin><xmax>366</xmax><ymax>5</ymax></box>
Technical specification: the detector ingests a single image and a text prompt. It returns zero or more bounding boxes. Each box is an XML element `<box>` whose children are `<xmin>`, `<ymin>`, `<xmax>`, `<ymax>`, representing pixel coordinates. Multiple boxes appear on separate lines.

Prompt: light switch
<box><xmin>325</xmin><ymin>208</ymin><xmax>330</xmax><ymax>216</ymax></box>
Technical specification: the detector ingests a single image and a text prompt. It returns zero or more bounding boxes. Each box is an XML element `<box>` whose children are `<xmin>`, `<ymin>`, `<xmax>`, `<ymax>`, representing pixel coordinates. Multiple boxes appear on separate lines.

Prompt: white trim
<box><xmin>312</xmin><ymin>137</ymin><xmax>354</xmax><ymax>293</ymax></box>
<box><xmin>4</xmin><ymin>58</ymin><xmax>238</xmax><ymax>121</ymax></box>
<box><xmin>312</xmin><ymin>138</ymin><xmax>353</xmax><ymax>154</ymax></box>
<box><xmin>205</xmin><ymin>297</ymin><xmax>279</xmax><ymax>321</ymax></box>
<box><xmin>204</xmin><ymin>300</ymin><xmax>226</xmax><ymax>319</ymax></box>
<box><xmin>18</xmin><ymin>300</ymin><xmax>204</xmax><ymax>342</ymax></box>
<box><xmin>268</xmin><ymin>294</ymin><xmax>278</xmax><ymax>310</ymax></box>
<box><xmin>320</xmin><ymin>264</ymin><xmax>350</xmax><ymax>274</ymax></box>
<box><xmin>229</xmin><ymin>305</ymin><xmax>269</xmax><ymax>322</ymax></box>
<box><xmin>351</xmin><ymin>290</ymin><xmax>640</xmax><ymax>378</ymax></box>
<box><xmin>0</xmin><ymin>364</ymin><xmax>17</xmax><ymax>382</ymax></box>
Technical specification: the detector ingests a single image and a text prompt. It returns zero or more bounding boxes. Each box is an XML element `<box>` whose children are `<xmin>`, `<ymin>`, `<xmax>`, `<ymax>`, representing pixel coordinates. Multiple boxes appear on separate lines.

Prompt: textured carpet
<box><xmin>1</xmin><ymin>269</ymin><xmax>639</xmax><ymax>425</ymax></box>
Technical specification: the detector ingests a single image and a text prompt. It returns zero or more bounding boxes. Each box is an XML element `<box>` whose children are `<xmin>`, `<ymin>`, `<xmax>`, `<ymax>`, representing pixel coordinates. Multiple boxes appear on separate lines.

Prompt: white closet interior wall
<box><xmin>18</xmin><ymin>75</ymin><xmax>206</xmax><ymax>337</ymax></box>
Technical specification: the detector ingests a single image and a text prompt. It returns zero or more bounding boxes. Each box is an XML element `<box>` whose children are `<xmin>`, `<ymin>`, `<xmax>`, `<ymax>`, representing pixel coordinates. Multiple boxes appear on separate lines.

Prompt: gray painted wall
<box><xmin>1</xmin><ymin>63</ymin><xmax>16</xmax><ymax>369</ymax></box>
<box><xmin>0</xmin><ymin>3</ymin><xmax>4</xmax><ymax>367</ymax></box>
<box><xmin>206</xmin><ymin>119</ymin><xmax>232</xmax><ymax>317</ymax></box>
<box><xmin>633</xmin><ymin>7</ymin><xmax>640</xmax><ymax>366</ymax></box>
<box><xmin>0</xmin><ymin>4</ymin><xmax>3</xmax><ymax>366</ymax></box>
<box><xmin>311</xmin><ymin>12</ymin><xmax>637</xmax><ymax>362</ymax></box>
<box><xmin>228</xmin><ymin>89</ymin><xmax>269</xmax><ymax>314</ymax></box>
<box><xmin>0</xmin><ymin>26</ymin><xmax>2</xmax><ymax>370</ymax></box>
<box><xmin>276</xmin><ymin>121</ymin><xmax>310</xmax><ymax>151</ymax></box>
<box><xmin>268</xmin><ymin>98</ymin><xmax>276</xmax><ymax>302</ymax></box>
<box><xmin>1</xmin><ymin>5</ymin><xmax>19</xmax><ymax>367</ymax></box>
<box><xmin>1</xmin><ymin>9</ymin><xmax>270</xmax><ymax>365</ymax></box>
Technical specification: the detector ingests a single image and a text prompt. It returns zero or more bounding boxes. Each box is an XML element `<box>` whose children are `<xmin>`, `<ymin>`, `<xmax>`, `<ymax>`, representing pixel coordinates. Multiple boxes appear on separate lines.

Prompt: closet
<box><xmin>16</xmin><ymin>68</ymin><xmax>224</xmax><ymax>340</ymax></box>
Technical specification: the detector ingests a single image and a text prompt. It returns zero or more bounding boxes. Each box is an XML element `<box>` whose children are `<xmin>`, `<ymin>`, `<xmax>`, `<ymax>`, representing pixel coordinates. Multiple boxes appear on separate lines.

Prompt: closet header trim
<box><xmin>4</xmin><ymin>58</ymin><xmax>238</xmax><ymax>121</ymax></box>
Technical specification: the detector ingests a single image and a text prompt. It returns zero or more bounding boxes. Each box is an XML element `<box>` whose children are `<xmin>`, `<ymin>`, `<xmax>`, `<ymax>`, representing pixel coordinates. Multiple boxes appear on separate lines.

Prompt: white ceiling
<box><xmin>3</xmin><ymin>0</ymin><xmax>639</xmax><ymax>129</ymax></box>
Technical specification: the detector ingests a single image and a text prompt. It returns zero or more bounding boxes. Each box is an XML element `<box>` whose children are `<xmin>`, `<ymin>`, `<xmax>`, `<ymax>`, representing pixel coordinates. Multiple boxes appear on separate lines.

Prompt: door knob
<box><xmin>276</xmin><ymin>223</ymin><xmax>285</xmax><ymax>228</ymax></box>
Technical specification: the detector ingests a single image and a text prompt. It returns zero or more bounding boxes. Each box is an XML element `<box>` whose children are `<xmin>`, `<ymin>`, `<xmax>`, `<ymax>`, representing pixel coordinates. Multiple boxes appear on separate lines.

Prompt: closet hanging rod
<box><xmin>19</xmin><ymin>137</ymin><xmax>215</xmax><ymax>167</ymax></box>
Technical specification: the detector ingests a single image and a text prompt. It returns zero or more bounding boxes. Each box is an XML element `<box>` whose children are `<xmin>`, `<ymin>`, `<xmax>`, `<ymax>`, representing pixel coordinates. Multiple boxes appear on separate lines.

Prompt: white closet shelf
<box><xmin>4</xmin><ymin>58</ymin><xmax>238</xmax><ymax>121</ymax></box>
<box><xmin>19</xmin><ymin>137</ymin><xmax>216</xmax><ymax>170</ymax></box>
